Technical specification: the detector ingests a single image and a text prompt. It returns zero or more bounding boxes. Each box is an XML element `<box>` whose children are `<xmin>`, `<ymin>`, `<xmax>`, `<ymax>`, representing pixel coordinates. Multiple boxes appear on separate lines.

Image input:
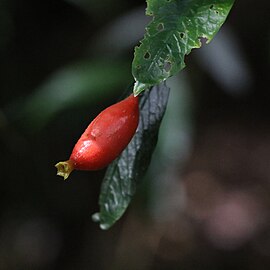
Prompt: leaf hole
<box><xmin>164</xmin><ymin>61</ymin><xmax>172</xmax><ymax>72</ymax></box>
<box><xmin>157</xmin><ymin>23</ymin><xmax>164</xmax><ymax>31</ymax></box>
<box><xmin>144</xmin><ymin>52</ymin><xmax>151</xmax><ymax>60</ymax></box>
<box><xmin>210</xmin><ymin>4</ymin><xmax>214</xmax><ymax>10</ymax></box>
<box><xmin>179</xmin><ymin>32</ymin><xmax>185</xmax><ymax>39</ymax></box>
<box><xmin>199</xmin><ymin>37</ymin><xmax>208</xmax><ymax>46</ymax></box>
<box><xmin>136</xmin><ymin>65</ymin><xmax>141</xmax><ymax>69</ymax></box>
<box><xmin>215</xmin><ymin>10</ymin><xmax>219</xmax><ymax>14</ymax></box>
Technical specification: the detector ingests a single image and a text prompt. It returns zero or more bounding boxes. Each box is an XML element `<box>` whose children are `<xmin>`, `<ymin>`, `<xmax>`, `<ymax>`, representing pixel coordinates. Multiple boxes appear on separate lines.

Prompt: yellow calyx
<box><xmin>55</xmin><ymin>160</ymin><xmax>74</xmax><ymax>180</ymax></box>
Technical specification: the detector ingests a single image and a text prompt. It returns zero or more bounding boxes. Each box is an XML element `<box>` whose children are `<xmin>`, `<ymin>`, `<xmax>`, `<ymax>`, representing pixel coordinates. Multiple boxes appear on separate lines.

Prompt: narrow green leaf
<box><xmin>8</xmin><ymin>60</ymin><xmax>131</xmax><ymax>131</ymax></box>
<box><xmin>132</xmin><ymin>0</ymin><xmax>235</xmax><ymax>90</ymax></box>
<box><xmin>92</xmin><ymin>82</ymin><xmax>170</xmax><ymax>229</ymax></box>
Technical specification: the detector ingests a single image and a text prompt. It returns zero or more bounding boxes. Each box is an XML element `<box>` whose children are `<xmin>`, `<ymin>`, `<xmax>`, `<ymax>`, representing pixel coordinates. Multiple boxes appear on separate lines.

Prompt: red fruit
<box><xmin>55</xmin><ymin>94</ymin><xmax>139</xmax><ymax>180</ymax></box>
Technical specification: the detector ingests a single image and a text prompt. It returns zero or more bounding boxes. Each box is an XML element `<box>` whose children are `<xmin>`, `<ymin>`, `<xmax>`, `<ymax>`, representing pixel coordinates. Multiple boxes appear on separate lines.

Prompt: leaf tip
<box><xmin>92</xmin><ymin>213</ymin><xmax>112</xmax><ymax>230</ymax></box>
<box><xmin>92</xmin><ymin>212</ymin><xmax>101</xmax><ymax>222</ymax></box>
<box><xmin>100</xmin><ymin>223</ymin><xmax>111</xmax><ymax>230</ymax></box>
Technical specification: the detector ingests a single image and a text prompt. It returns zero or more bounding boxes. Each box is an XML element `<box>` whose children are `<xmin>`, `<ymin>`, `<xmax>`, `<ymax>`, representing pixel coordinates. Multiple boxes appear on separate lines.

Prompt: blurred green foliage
<box><xmin>11</xmin><ymin>60</ymin><xmax>131</xmax><ymax>130</ymax></box>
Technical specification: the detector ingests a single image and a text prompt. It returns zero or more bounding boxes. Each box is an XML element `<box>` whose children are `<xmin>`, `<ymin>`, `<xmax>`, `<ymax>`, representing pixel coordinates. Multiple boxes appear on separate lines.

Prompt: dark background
<box><xmin>0</xmin><ymin>0</ymin><xmax>269</xmax><ymax>269</ymax></box>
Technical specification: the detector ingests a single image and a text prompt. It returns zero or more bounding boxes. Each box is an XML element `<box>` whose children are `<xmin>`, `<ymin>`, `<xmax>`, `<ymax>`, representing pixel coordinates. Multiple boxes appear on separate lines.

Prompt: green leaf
<box><xmin>92</xmin><ymin>82</ymin><xmax>170</xmax><ymax>229</ymax></box>
<box><xmin>132</xmin><ymin>0</ymin><xmax>235</xmax><ymax>92</ymax></box>
<box><xmin>8</xmin><ymin>60</ymin><xmax>131</xmax><ymax>131</ymax></box>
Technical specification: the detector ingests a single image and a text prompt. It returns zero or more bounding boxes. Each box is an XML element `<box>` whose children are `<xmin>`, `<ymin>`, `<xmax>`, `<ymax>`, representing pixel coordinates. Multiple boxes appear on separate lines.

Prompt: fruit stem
<box><xmin>55</xmin><ymin>160</ymin><xmax>74</xmax><ymax>180</ymax></box>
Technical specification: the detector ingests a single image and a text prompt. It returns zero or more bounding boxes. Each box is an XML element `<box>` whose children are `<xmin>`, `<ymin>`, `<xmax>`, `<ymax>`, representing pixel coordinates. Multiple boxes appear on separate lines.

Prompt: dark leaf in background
<box><xmin>92</xmin><ymin>82</ymin><xmax>170</xmax><ymax>229</ymax></box>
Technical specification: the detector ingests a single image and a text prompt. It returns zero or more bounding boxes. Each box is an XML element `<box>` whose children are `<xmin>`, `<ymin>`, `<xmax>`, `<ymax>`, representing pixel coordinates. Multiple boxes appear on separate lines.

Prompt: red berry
<box><xmin>55</xmin><ymin>94</ymin><xmax>139</xmax><ymax>180</ymax></box>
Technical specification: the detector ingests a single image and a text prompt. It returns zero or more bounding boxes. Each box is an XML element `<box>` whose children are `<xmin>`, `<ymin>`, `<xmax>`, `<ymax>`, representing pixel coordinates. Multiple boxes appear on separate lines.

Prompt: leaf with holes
<box><xmin>132</xmin><ymin>0</ymin><xmax>235</xmax><ymax>95</ymax></box>
<box><xmin>92</xmin><ymin>82</ymin><xmax>170</xmax><ymax>229</ymax></box>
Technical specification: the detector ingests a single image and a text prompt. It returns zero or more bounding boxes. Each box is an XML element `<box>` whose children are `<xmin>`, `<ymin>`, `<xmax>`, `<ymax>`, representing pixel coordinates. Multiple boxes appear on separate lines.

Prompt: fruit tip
<box><xmin>55</xmin><ymin>160</ymin><xmax>74</xmax><ymax>180</ymax></box>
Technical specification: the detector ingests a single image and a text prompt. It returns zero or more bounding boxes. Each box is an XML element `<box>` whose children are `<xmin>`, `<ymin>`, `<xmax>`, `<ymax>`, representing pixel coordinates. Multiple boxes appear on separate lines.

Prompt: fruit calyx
<box><xmin>55</xmin><ymin>160</ymin><xmax>74</xmax><ymax>180</ymax></box>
